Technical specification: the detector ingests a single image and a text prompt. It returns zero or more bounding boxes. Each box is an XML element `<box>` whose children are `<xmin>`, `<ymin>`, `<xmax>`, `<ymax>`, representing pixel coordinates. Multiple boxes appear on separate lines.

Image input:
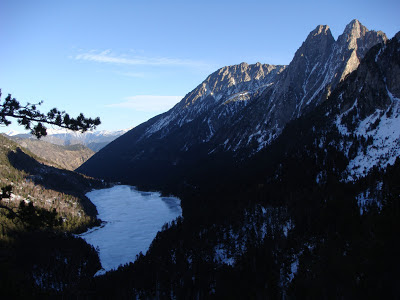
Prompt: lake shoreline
<box><xmin>79</xmin><ymin>185</ymin><xmax>182</xmax><ymax>274</ymax></box>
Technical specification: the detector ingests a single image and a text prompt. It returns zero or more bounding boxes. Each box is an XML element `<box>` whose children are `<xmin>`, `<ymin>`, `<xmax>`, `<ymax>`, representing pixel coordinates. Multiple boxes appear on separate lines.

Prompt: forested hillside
<box><xmin>0</xmin><ymin>134</ymin><xmax>106</xmax><ymax>297</ymax></box>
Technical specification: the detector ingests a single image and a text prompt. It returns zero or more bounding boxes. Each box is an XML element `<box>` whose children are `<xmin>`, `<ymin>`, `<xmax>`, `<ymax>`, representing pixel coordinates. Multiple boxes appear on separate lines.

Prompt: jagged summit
<box><xmin>334</xmin><ymin>20</ymin><xmax>387</xmax><ymax>83</ymax></box>
<box><xmin>343</xmin><ymin>19</ymin><xmax>365</xmax><ymax>36</ymax></box>
<box><xmin>298</xmin><ymin>24</ymin><xmax>334</xmax><ymax>56</ymax></box>
<box><xmin>335</xmin><ymin>19</ymin><xmax>386</xmax><ymax>51</ymax></box>
<box><xmin>311</xmin><ymin>24</ymin><xmax>331</xmax><ymax>37</ymax></box>
<box><xmin>299</xmin><ymin>24</ymin><xmax>334</xmax><ymax>53</ymax></box>
<box><xmin>144</xmin><ymin>61</ymin><xmax>286</xmax><ymax>138</ymax></box>
<box><xmin>188</xmin><ymin>61</ymin><xmax>282</xmax><ymax>99</ymax></box>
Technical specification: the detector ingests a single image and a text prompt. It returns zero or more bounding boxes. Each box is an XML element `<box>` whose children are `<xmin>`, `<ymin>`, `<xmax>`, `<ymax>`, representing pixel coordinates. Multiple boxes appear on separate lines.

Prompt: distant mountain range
<box><xmin>6</xmin><ymin>128</ymin><xmax>130</xmax><ymax>152</ymax></box>
<box><xmin>78</xmin><ymin>20</ymin><xmax>398</xmax><ymax>192</ymax></box>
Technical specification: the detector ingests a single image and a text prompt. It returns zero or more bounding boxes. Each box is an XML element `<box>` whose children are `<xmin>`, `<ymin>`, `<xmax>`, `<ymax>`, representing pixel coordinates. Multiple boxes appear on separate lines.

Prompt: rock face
<box><xmin>143</xmin><ymin>62</ymin><xmax>286</xmax><ymax>142</ymax></box>
<box><xmin>78</xmin><ymin>20</ymin><xmax>389</xmax><ymax>184</ymax></box>
<box><xmin>330</xmin><ymin>19</ymin><xmax>387</xmax><ymax>84</ymax></box>
<box><xmin>9</xmin><ymin>137</ymin><xmax>95</xmax><ymax>170</ymax></box>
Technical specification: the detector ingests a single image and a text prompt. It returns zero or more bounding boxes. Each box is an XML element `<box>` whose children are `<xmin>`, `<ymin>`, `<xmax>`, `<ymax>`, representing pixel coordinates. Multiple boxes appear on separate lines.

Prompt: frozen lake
<box><xmin>79</xmin><ymin>185</ymin><xmax>182</xmax><ymax>274</ymax></box>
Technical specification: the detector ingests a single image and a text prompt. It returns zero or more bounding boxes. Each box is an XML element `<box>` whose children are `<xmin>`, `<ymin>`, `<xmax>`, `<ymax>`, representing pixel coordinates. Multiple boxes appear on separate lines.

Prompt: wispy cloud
<box><xmin>114</xmin><ymin>71</ymin><xmax>147</xmax><ymax>78</ymax></box>
<box><xmin>107</xmin><ymin>95</ymin><xmax>182</xmax><ymax>112</ymax></box>
<box><xmin>76</xmin><ymin>50</ymin><xmax>211</xmax><ymax>69</ymax></box>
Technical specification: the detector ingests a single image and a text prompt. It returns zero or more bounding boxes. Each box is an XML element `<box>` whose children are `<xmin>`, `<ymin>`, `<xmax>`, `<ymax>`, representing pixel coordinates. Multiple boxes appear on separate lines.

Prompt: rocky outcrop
<box><xmin>330</xmin><ymin>19</ymin><xmax>387</xmax><ymax>85</ymax></box>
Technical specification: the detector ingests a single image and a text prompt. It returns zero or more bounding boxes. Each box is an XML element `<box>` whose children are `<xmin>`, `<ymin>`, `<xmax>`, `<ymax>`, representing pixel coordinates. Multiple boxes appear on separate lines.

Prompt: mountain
<box><xmin>81</xmin><ymin>31</ymin><xmax>400</xmax><ymax>299</ymax></box>
<box><xmin>324</xmin><ymin>31</ymin><xmax>400</xmax><ymax>180</ymax></box>
<box><xmin>248</xmin><ymin>30</ymin><xmax>400</xmax><ymax>187</ymax></box>
<box><xmin>8</xmin><ymin>136</ymin><xmax>94</xmax><ymax>170</ymax></box>
<box><xmin>237</xmin><ymin>20</ymin><xmax>387</xmax><ymax>140</ymax></box>
<box><xmin>10</xmin><ymin>128</ymin><xmax>130</xmax><ymax>152</ymax></box>
<box><xmin>78</xmin><ymin>20</ymin><xmax>388</xmax><ymax>187</ymax></box>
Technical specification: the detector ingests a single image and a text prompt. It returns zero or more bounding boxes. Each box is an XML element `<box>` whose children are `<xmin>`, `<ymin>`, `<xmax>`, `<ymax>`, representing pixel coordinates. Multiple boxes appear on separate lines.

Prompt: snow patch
<box><xmin>346</xmin><ymin>101</ymin><xmax>400</xmax><ymax>180</ymax></box>
<box><xmin>356</xmin><ymin>182</ymin><xmax>383</xmax><ymax>214</ymax></box>
<box><xmin>334</xmin><ymin>88</ymin><xmax>400</xmax><ymax>180</ymax></box>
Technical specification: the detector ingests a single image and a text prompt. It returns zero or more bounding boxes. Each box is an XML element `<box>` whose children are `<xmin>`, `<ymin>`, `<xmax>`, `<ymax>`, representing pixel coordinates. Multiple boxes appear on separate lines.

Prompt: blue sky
<box><xmin>1</xmin><ymin>0</ymin><xmax>399</xmax><ymax>133</ymax></box>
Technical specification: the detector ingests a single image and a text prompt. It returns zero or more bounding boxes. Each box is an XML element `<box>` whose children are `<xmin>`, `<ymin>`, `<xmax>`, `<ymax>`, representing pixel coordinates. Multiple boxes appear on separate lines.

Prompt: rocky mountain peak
<box><xmin>225</xmin><ymin>21</ymin><xmax>389</xmax><ymax>150</ymax></box>
<box><xmin>335</xmin><ymin>20</ymin><xmax>387</xmax><ymax>82</ymax></box>
<box><xmin>293</xmin><ymin>24</ymin><xmax>334</xmax><ymax>62</ymax></box>
<box><xmin>185</xmin><ymin>62</ymin><xmax>284</xmax><ymax>105</ymax></box>
<box><xmin>311</xmin><ymin>24</ymin><xmax>331</xmax><ymax>37</ymax></box>
<box><xmin>302</xmin><ymin>24</ymin><xmax>334</xmax><ymax>47</ymax></box>
<box><xmin>142</xmin><ymin>61</ymin><xmax>286</xmax><ymax>138</ymax></box>
<box><xmin>340</xmin><ymin>19</ymin><xmax>387</xmax><ymax>50</ymax></box>
<box><xmin>342</xmin><ymin>19</ymin><xmax>365</xmax><ymax>41</ymax></box>
<box><xmin>279</xmin><ymin>24</ymin><xmax>335</xmax><ymax>100</ymax></box>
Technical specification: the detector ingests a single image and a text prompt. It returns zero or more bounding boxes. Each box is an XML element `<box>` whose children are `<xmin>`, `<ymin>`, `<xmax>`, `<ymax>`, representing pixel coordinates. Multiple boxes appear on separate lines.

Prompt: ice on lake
<box><xmin>79</xmin><ymin>185</ymin><xmax>182</xmax><ymax>274</ymax></box>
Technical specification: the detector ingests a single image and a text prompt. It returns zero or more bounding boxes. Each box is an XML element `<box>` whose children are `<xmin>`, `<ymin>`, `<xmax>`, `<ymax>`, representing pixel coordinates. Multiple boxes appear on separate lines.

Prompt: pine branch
<box><xmin>0</xmin><ymin>90</ymin><xmax>101</xmax><ymax>138</ymax></box>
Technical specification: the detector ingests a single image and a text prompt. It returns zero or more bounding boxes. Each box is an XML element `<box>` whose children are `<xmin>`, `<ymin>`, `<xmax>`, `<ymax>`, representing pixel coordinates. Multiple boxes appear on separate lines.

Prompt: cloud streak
<box><xmin>114</xmin><ymin>71</ymin><xmax>147</xmax><ymax>78</ymax></box>
<box><xmin>107</xmin><ymin>95</ymin><xmax>182</xmax><ymax>112</ymax></box>
<box><xmin>76</xmin><ymin>50</ymin><xmax>211</xmax><ymax>69</ymax></box>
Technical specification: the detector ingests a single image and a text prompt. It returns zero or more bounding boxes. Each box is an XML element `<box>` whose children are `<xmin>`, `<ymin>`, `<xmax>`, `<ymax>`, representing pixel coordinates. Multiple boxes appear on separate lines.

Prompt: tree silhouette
<box><xmin>0</xmin><ymin>89</ymin><xmax>101</xmax><ymax>138</ymax></box>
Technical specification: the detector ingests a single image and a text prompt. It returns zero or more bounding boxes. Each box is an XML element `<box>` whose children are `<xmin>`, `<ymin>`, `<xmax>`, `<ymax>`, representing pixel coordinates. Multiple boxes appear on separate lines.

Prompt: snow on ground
<box><xmin>347</xmin><ymin>101</ymin><xmax>400</xmax><ymax>180</ymax></box>
<box><xmin>214</xmin><ymin>244</ymin><xmax>236</xmax><ymax>266</ymax></box>
<box><xmin>356</xmin><ymin>181</ymin><xmax>383</xmax><ymax>215</ymax></box>
<box><xmin>213</xmin><ymin>206</ymin><xmax>289</xmax><ymax>267</ymax></box>
<box><xmin>79</xmin><ymin>185</ymin><xmax>182</xmax><ymax>274</ymax></box>
<box><xmin>336</xmin><ymin>91</ymin><xmax>400</xmax><ymax>180</ymax></box>
<box><xmin>288</xmin><ymin>256</ymin><xmax>299</xmax><ymax>282</ymax></box>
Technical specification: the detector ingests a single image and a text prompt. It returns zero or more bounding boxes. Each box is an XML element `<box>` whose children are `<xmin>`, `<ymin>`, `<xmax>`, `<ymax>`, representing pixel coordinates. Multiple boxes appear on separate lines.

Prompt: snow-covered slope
<box><xmin>346</xmin><ymin>100</ymin><xmax>400</xmax><ymax>179</ymax></box>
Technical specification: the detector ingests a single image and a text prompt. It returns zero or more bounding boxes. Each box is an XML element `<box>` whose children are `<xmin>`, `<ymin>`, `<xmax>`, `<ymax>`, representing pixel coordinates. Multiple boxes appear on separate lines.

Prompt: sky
<box><xmin>1</xmin><ymin>0</ymin><xmax>399</xmax><ymax>133</ymax></box>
